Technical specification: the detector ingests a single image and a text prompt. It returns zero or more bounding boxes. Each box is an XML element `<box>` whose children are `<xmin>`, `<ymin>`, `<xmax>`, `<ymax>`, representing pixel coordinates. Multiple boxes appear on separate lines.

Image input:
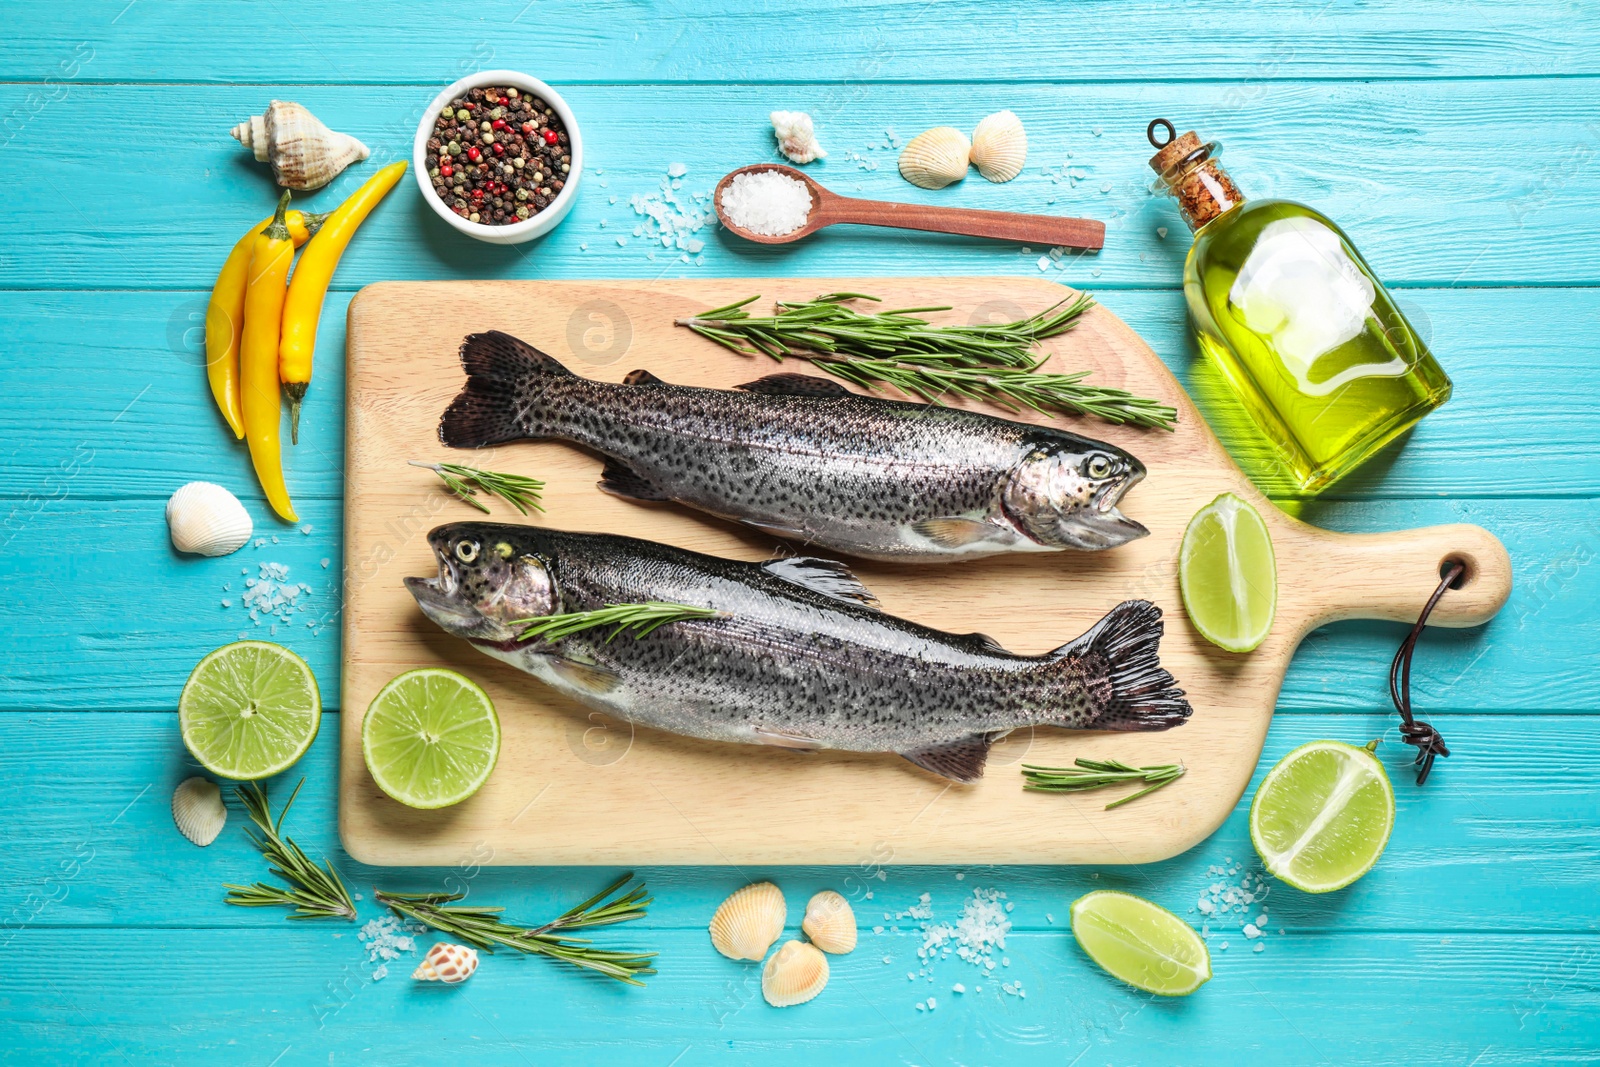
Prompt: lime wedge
<box><xmin>1251</xmin><ymin>740</ymin><xmax>1395</xmax><ymax>893</ymax></box>
<box><xmin>1179</xmin><ymin>491</ymin><xmax>1277</xmax><ymax>652</ymax></box>
<box><xmin>179</xmin><ymin>641</ymin><xmax>321</xmax><ymax>780</ymax></box>
<box><xmin>1070</xmin><ymin>890</ymin><xmax>1211</xmax><ymax>996</ymax></box>
<box><xmin>362</xmin><ymin>668</ymin><xmax>500</xmax><ymax>809</ymax></box>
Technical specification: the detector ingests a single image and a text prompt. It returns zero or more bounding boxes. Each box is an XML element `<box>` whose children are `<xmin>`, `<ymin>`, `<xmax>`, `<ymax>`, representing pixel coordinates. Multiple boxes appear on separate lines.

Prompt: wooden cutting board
<box><xmin>339</xmin><ymin>278</ymin><xmax>1510</xmax><ymax>867</ymax></box>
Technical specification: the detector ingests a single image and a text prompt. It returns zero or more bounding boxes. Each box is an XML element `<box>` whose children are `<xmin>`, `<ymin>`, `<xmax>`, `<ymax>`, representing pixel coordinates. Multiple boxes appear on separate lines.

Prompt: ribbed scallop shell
<box><xmin>970</xmin><ymin>110</ymin><xmax>1027</xmax><ymax>183</ymax></box>
<box><xmin>172</xmin><ymin>777</ymin><xmax>226</xmax><ymax>847</ymax></box>
<box><xmin>412</xmin><ymin>942</ymin><xmax>479</xmax><ymax>984</ymax></box>
<box><xmin>709</xmin><ymin>882</ymin><xmax>786</xmax><ymax>961</ymax></box>
<box><xmin>801</xmin><ymin>890</ymin><xmax>857</xmax><ymax>954</ymax></box>
<box><xmin>166</xmin><ymin>482</ymin><xmax>252</xmax><ymax>557</ymax></box>
<box><xmin>898</xmin><ymin>127</ymin><xmax>971</xmax><ymax>189</ymax></box>
<box><xmin>231</xmin><ymin>100</ymin><xmax>370</xmax><ymax>190</ymax></box>
<box><xmin>762</xmin><ymin>940</ymin><xmax>829</xmax><ymax>1007</ymax></box>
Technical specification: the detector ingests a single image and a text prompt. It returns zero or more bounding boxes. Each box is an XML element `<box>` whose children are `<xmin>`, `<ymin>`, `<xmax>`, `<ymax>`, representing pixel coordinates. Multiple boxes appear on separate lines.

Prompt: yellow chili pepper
<box><xmin>241</xmin><ymin>191</ymin><xmax>299</xmax><ymax>522</ymax></box>
<box><xmin>205</xmin><ymin>209</ymin><xmax>327</xmax><ymax>438</ymax></box>
<box><xmin>280</xmin><ymin>160</ymin><xmax>408</xmax><ymax>443</ymax></box>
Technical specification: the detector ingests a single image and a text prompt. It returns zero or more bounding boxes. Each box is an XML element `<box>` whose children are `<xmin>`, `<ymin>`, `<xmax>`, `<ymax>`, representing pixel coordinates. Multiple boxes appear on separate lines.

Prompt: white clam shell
<box><xmin>762</xmin><ymin>940</ymin><xmax>829</xmax><ymax>1007</ymax></box>
<box><xmin>709</xmin><ymin>881</ymin><xmax>786</xmax><ymax>961</ymax></box>
<box><xmin>898</xmin><ymin>127</ymin><xmax>971</xmax><ymax>189</ymax></box>
<box><xmin>770</xmin><ymin>110</ymin><xmax>826</xmax><ymax>165</ymax></box>
<box><xmin>231</xmin><ymin>100</ymin><xmax>370</xmax><ymax>190</ymax></box>
<box><xmin>172</xmin><ymin>777</ymin><xmax>227</xmax><ymax>847</ymax></box>
<box><xmin>801</xmin><ymin>890</ymin><xmax>857</xmax><ymax>954</ymax></box>
<box><xmin>412</xmin><ymin>942</ymin><xmax>479</xmax><ymax>984</ymax></box>
<box><xmin>970</xmin><ymin>110</ymin><xmax>1027</xmax><ymax>183</ymax></box>
<box><xmin>166</xmin><ymin>482</ymin><xmax>252</xmax><ymax>557</ymax></box>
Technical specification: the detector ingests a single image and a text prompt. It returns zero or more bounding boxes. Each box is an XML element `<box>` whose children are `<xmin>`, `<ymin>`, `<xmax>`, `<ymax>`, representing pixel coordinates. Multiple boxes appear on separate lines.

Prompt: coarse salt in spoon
<box><xmin>714</xmin><ymin>164</ymin><xmax>1105</xmax><ymax>250</ymax></box>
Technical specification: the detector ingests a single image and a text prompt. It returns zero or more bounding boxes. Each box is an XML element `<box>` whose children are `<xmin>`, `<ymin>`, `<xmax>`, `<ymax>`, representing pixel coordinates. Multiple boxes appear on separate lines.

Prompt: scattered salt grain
<box><xmin>300</xmin><ymin>525</ymin><xmax>313</xmax><ymax>535</ymax></box>
<box><xmin>1254</xmin><ymin>943</ymin><xmax>1265</xmax><ymax>953</ymax></box>
<box><xmin>221</xmin><ymin>600</ymin><xmax>230</xmax><ymax>608</ymax></box>
<box><xmin>1157</xmin><ymin>227</ymin><xmax>1169</xmax><ymax>239</ymax></box>
<box><xmin>1036</xmin><ymin>256</ymin><xmax>1050</xmax><ymax>271</ymax></box>
<box><xmin>719</xmin><ymin>169</ymin><xmax>812</xmax><ymax>237</ymax></box>
<box><xmin>952</xmin><ymin>983</ymin><xmax>965</xmax><ymax>994</ymax></box>
<box><xmin>1046</xmin><ymin>913</ymin><xmax>1054</xmax><ymax>924</ymax></box>
<box><xmin>357</xmin><ymin>915</ymin><xmax>416</xmax><ymax>966</ymax></box>
<box><xmin>371</xmin><ymin>965</ymin><xmax>388</xmax><ymax>981</ymax></box>
<box><xmin>916</xmin><ymin>1001</ymin><xmax>926</xmax><ymax>1011</ymax></box>
<box><xmin>321</xmin><ymin>559</ymin><xmax>330</xmax><ymax>569</ymax></box>
<box><xmin>955</xmin><ymin>873</ymin><xmax>964</xmax><ymax>881</ymax></box>
<box><xmin>926</xmin><ymin>996</ymin><xmax>937</xmax><ymax>1011</ymax></box>
<box><xmin>667</xmin><ymin>162</ymin><xmax>687</xmax><ymax>178</ymax></box>
<box><xmin>1243</xmin><ymin>923</ymin><xmax>1261</xmax><ymax>939</ymax></box>
<box><xmin>882</xmin><ymin>956</ymin><xmax>892</xmax><ymax>964</ymax></box>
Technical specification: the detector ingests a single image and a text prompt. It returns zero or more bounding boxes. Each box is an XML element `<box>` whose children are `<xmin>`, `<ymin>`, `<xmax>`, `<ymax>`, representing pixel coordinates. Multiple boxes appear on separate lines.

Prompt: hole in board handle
<box><xmin>1439</xmin><ymin>555</ymin><xmax>1471</xmax><ymax>590</ymax></box>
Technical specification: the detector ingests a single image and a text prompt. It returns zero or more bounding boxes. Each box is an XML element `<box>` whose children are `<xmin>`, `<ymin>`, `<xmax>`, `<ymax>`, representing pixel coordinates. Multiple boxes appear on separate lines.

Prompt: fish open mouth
<box><xmin>1076</xmin><ymin>466</ymin><xmax>1148</xmax><ymax>548</ymax></box>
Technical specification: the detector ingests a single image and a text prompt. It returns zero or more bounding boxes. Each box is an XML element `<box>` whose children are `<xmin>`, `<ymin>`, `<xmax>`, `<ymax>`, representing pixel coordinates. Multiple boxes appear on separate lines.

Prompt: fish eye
<box><xmin>1087</xmin><ymin>455</ymin><xmax>1113</xmax><ymax>479</ymax></box>
<box><xmin>455</xmin><ymin>539</ymin><xmax>480</xmax><ymax>563</ymax></box>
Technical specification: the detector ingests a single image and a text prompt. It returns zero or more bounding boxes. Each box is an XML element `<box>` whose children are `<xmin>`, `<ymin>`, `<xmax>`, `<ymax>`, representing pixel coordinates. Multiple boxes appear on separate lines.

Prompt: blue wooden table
<box><xmin>4</xmin><ymin>3</ymin><xmax>1598</xmax><ymax>1062</ymax></box>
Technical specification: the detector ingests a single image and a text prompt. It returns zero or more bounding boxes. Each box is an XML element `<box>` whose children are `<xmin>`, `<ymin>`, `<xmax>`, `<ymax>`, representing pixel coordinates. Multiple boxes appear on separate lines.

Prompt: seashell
<box><xmin>801</xmin><ymin>890</ymin><xmax>857</xmax><ymax>954</ymax></box>
<box><xmin>172</xmin><ymin>777</ymin><xmax>226</xmax><ymax>847</ymax></box>
<box><xmin>762</xmin><ymin>940</ymin><xmax>829</xmax><ymax>1007</ymax></box>
<box><xmin>231</xmin><ymin>100</ymin><xmax>370</xmax><ymax>190</ymax></box>
<box><xmin>970</xmin><ymin>110</ymin><xmax>1027</xmax><ymax>183</ymax></box>
<box><xmin>709</xmin><ymin>881</ymin><xmax>786</xmax><ymax>961</ymax></box>
<box><xmin>898</xmin><ymin>127</ymin><xmax>971</xmax><ymax>189</ymax></box>
<box><xmin>166</xmin><ymin>482</ymin><xmax>252</xmax><ymax>557</ymax></box>
<box><xmin>770</xmin><ymin>110</ymin><xmax>826</xmax><ymax>165</ymax></box>
<box><xmin>412</xmin><ymin>942</ymin><xmax>479</xmax><ymax>984</ymax></box>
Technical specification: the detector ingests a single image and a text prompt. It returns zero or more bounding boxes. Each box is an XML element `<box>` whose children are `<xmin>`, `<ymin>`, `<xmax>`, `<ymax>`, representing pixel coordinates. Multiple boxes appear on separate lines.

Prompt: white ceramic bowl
<box><xmin>413</xmin><ymin>69</ymin><xmax>583</xmax><ymax>245</ymax></box>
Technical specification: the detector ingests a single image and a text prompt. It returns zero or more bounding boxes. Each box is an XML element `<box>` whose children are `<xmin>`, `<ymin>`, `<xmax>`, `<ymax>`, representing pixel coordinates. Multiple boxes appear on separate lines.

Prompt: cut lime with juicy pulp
<box><xmin>362</xmin><ymin>668</ymin><xmax>500</xmax><ymax>809</ymax></box>
<box><xmin>1070</xmin><ymin>890</ymin><xmax>1212</xmax><ymax>996</ymax></box>
<box><xmin>1179</xmin><ymin>491</ymin><xmax>1277</xmax><ymax>653</ymax></box>
<box><xmin>1251</xmin><ymin>740</ymin><xmax>1395</xmax><ymax>893</ymax></box>
<box><xmin>179</xmin><ymin>641</ymin><xmax>321</xmax><ymax>780</ymax></box>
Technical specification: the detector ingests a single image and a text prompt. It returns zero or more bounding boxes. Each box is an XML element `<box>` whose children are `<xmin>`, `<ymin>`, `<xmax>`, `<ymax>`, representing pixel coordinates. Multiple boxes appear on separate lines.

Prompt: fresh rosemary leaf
<box><xmin>411</xmin><ymin>460</ymin><xmax>545</xmax><ymax>515</ymax></box>
<box><xmin>512</xmin><ymin>602</ymin><xmax>724</xmax><ymax>643</ymax></box>
<box><xmin>1021</xmin><ymin>758</ymin><xmax>1186</xmax><ymax>810</ymax></box>
<box><xmin>223</xmin><ymin>779</ymin><xmax>356</xmax><ymax>920</ymax></box>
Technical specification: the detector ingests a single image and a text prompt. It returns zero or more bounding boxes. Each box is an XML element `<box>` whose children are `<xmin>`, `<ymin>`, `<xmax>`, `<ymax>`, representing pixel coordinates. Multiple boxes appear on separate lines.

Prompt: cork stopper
<box><xmin>1146</xmin><ymin>118</ymin><xmax>1244</xmax><ymax>231</ymax></box>
<box><xmin>1147</xmin><ymin>122</ymin><xmax>1205</xmax><ymax>175</ymax></box>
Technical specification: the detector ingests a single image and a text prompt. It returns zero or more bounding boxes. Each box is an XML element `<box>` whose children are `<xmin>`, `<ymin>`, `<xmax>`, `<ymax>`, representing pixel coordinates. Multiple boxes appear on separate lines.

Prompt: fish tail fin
<box><xmin>439</xmin><ymin>331</ymin><xmax>573</xmax><ymax>448</ymax></box>
<box><xmin>1054</xmin><ymin>600</ymin><xmax>1191</xmax><ymax>731</ymax></box>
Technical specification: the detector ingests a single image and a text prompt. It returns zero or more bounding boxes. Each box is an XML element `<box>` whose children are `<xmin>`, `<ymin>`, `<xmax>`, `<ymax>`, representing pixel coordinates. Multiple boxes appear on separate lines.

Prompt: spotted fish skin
<box><xmin>438</xmin><ymin>331</ymin><xmax>1148</xmax><ymax>562</ymax></box>
<box><xmin>404</xmin><ymin>522</ymin><xmax>1191</xmax><ymax>782</ymax></box>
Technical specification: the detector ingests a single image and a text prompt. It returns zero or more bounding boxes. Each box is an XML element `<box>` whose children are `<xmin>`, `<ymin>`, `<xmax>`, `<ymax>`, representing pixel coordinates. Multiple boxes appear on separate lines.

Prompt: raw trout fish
<box><xmin>439</xmin><ymin>331</ymin><xmax>1148</xmax><ymax>563</ymax></box>
<box><xmin>405</xmin><ymin>522</ymin><xmax>1191</xmax><ymax>782</ymax></box>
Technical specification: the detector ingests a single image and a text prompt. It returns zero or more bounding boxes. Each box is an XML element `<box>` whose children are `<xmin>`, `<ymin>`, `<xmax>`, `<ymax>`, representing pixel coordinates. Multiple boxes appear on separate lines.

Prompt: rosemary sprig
<box><xmin>512</xmin><ymin>601</ymin><xmax>724</xmax><ymax>643</ymax></box>
<box><xmin>676</xmin><ymin>292</ymin><xmax>1177</xmax><ymax>430</ymax></box>
<box><xmin>223</xmin><ymin>779</ymin><xmax>356</xmax><ymax>920</ymax></box>
<box><xmin>1021</xmin><ymin>758</ymin><xmax>1187</xmax><ymax>810</ymax></box>
<box><xmin>410</xmin><ymin>460</ymin><xmax>545</xmax><ymax>514</ymax></box>
<box><xmin>375</xmin><ymin>873</ymin><xmax>657</xmax><ymax>985</ymax></box>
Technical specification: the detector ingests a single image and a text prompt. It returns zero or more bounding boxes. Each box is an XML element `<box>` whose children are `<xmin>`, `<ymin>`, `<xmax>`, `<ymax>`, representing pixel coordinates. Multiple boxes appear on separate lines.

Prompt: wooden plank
<box><xmin>7</xmin><ymin>0</ymin><xmax>1598</xmax><ymax>83</ymax></box>
<box><xmin>3</xmin><ymin>80</ymin><xmax>1599</xmax><ymax>290</ymax></box>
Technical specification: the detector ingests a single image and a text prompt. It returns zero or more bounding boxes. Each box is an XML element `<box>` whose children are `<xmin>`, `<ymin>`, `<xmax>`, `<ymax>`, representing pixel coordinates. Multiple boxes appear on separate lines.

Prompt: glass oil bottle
<box><xmin>1147</xmin><ymin>119</ymin><xmax>1451</xmax><ymax>493</ymax></box>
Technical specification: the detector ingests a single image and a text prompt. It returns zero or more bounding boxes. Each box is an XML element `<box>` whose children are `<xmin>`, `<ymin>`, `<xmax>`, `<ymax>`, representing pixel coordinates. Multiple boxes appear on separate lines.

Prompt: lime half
<box><xmin>362</xmin><ymin>668</ymin><xmax>500</xmax><ymax>809</ymax></box>
<box><xmin>1070</xmin><ymin>890</ymin><xmax>1211</xmax><ymax>996</ymax></box>
<box><xmin>1251</xmin><ymin>740</ymin><xmax>1395</xmax><ymax>893</ymax></box>
<box><xmin>1179</xmin><ymin>491</ymin><xmax>1277</xmax><ymax>653</ymax></box>
<box><xmin>179</xmin><ymin>641</ymin><xmax>321</xmax><ymax>780</ymax></box>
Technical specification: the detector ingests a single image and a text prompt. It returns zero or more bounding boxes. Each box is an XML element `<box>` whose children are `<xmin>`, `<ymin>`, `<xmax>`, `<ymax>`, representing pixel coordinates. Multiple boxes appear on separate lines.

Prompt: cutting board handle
<box><xmin>1299</xmin><ymin>522</ymin><xmax>1511</xmax><ymax>629</ymax></box>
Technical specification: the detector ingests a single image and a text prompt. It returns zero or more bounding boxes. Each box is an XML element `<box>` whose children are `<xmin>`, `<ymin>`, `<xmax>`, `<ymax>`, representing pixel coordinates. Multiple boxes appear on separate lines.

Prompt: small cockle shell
<box><xmin>231</xmin><ymin>100</ymin><xmax>370</xmax><ymax>190</ymax></box>
<box><xmin>970</xmin><ymin>110</ymin><xmax>1027</xmax><ymax>183</ymax></box>
<box><xmin>412</xmin><ymin>942</ymin><xmax>479</xmax><ymax>984</ymax></box>
<box><xmin>770</xmin><ymin>110</ymin><xmax>826</xmax><ymax>165</ymax></box>
<box><xmin>801</xmin><ymin>890</ymin><xmax>857</xmax><ymax>954</ymax></box>
<box><xmin>166</xmin><ymin>482</ymin><xmax>252</xmax><ymax>557</ymax></box>
<box><xmin>709</xmin><ymin>881</ymin><xmax>786</xmax><ymax>961</ymax></box>
<box><xmin>762</xmin><ymin>940</ymin><xmax>829</xmax><ymax>1007</ymax></box>
<box><xmin>898</xmin><ymin>127</ymin><xmax>971</xmax><ymax>189</ymax></box>
<box><xmin>172</xmin><ymin>776</ymin><xmax>226</xmax><ymax>847</ymax></box>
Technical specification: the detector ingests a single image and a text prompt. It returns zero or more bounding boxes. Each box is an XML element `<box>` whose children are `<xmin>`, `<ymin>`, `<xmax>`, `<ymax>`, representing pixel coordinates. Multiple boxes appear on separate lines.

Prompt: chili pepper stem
<box><xmin>285</xmin><ymin>383</ymin><xmax>306</xmax><ymax>445</ymax></box>
<box><xmin>265</xmin><ymin>190</ymin><xmax>291</xmax><ymax>240</ymax></box>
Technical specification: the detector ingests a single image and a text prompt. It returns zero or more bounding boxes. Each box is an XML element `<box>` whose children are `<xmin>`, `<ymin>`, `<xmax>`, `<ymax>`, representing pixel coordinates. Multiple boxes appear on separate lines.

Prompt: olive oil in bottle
<box><xmin>1147</xmin><ymin>120</ymin><xmax>1451</xmax><ymax>493</ymax></box>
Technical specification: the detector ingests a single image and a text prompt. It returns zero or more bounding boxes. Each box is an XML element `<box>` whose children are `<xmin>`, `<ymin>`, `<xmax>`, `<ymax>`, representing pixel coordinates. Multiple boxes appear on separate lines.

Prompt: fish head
<box><xmin>404</xmin><ymin>522</ymin><xmax>557</xmax><ymax>643</ymax></box>
<box><xmin>1005</xmin><ymin>445</ymin><xmax>1148</xmax><ymax>550</ymax></box>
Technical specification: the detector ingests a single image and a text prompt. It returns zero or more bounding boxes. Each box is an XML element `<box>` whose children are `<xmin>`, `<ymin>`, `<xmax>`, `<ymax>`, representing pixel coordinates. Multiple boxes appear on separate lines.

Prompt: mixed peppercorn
<box><xmin>425</xmin><ymin>85</ymin><xmax>571</xmax><ymax>226</ymax></box>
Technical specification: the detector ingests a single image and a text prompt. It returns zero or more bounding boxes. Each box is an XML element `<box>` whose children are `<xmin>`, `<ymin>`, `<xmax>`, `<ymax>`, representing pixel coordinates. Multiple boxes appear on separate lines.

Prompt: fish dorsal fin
<box><xmin>899</xmin><ymin>734</ymin><xmax>993</xmax><ymax>783</ymax></box>
<box><xmin>597</xmin><ymin>457</ymin><xmax>673</xmax><ymax>502</ymax></box>
<box><xmin>958</xmin><ymin>632</ymin><xmax>1009</xmax><ymax>656</ymax></box>
<box><xmin>623</xmin><ymin>368</ymin><xmax>669</xmax><ymax>386</ymax></box>
<box><xmin>910</xmin><ymin>517</ymin><xmax>1002</xmax><ymax>549</ymax></box>
<box><xmin>761</xmin><ymin>556</ymin><xmax>880</xmax><ymax>608</ymax></box>
<box><xmin>735</xmin><ymin>373</ymin><xmax>852</xmax><ymax>398</ymax></box>
<box><xmin>752</xmin><ymin>726</ymin><xmax>826</xmax><ymax>750</ymax></box>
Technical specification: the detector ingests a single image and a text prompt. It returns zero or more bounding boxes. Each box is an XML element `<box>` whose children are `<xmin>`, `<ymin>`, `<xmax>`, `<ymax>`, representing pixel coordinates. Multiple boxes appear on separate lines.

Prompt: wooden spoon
<box><xmin>714</xmin><ymin>164</ymin><xmax>1105</xmax><ymax>250</ymax></box>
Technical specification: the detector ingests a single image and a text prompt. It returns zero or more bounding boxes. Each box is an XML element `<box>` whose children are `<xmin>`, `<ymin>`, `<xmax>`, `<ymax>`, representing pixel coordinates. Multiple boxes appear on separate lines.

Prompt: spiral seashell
<box><xmin>970</xmin><ymin>110</ymin><xmax>1027</xmax><ymax>183</ymax></box>
<box><xmin>231</xmin><ymin>101</ymin><xmax>370</xmax><ymax>190</ymax></box>
<box><xmin>762</xmin><ymin>940</ymin><xmax>829</xmax><ymax>1007</ymax></box>
<box><xmin>708</xmin><ymin>882</ymin><xmax>786</xmax><ymax>961</ymax></box>
<box><xmin>172</xmin><ymin>777</ymin><xmax>227</xmax><ymax>847</ymax></box>
<box><xmin>801</xmin><ymin>890</ymin><xmax>857</xmax><ymax>954</ymax></box>
<box><xmin>166</xmin><ymin>482</ymin><xmax>253</xmax><ymax>557</ymax></box>
<box><xmin>412</xmin><ymin>942</ymin><xmax>479</xmax><ymax>984</ymax></box>
<box><xmin>770</xmin><ymin>110</ymin><xmax>826</xmax><ymax>165</ymax></box>
<box><xmin>898</xmin><ymin>127</ymin><xmax>971</xmax><ymax>189</ymax></box>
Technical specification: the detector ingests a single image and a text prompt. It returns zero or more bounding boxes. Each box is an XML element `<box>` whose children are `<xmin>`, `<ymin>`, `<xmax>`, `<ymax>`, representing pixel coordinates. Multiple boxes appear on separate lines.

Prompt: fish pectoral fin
<box><xmin>548</xmin><ymin>658</ymin><xmax>624</xmax><ymax>695</ymax></box>
<box><xmin>735</xmin><ymin>372</ymin><xmax>852</xmax><ymax>398</ymax></box>
<box><xmin>623</xmin><ymin>368</ymin><xmax>669</xmax><ymax>386</ymax></box>
<box><xmin>899</xmin><ymin>735</ymin><xmax>993</xmax><ymax>784</ymax></box>
<box><xmin>752</xmin><ymin>726</ymin><xmax>826</xmax><ymax>750</ymax></box>
<box><xmin>910</xmin><ymin>517</ymin><xmax>1004</xmax><ymax>549</ymax></box>
<box><xmin>761</xmin><ymin>556</ymin><xmax>881</xmax><ymax>608</ymax></box>
<box><xmin>598</xmin><ymin>458</ymin><xmax>674</xmax><ymax>502</ymax></box>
